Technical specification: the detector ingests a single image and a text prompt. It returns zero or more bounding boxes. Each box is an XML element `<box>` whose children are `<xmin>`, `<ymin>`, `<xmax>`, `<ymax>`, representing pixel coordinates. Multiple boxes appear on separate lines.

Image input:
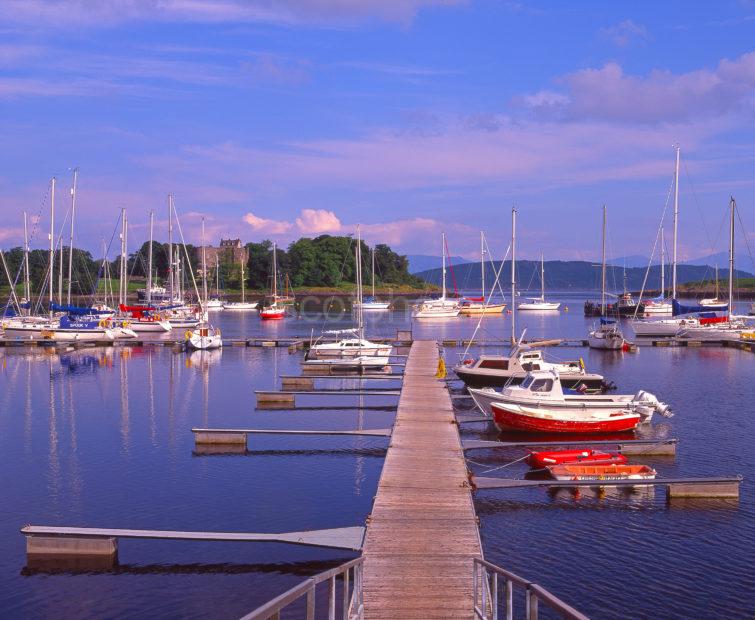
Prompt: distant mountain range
<box><xmin>406</xmin><ymin>254</ymin><xmax>470</xmax><ymax>274</ymax></box>
<box><xmin>413</xmin><ymin>260</ymin><xmax>754</xmax><ymax>291</ymax></box>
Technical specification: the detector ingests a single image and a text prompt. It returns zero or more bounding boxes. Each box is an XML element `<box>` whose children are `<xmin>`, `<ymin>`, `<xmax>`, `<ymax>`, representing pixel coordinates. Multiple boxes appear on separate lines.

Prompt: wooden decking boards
<box><xmin>362</xmin><ymin>340</ymin><xmax>482</xmax><ymax>619</ymax></box>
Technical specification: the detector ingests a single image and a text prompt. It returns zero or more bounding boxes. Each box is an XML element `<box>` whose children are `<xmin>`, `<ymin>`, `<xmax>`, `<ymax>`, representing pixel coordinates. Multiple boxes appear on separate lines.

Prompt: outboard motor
<box><xmin>633</xmin><ymin>390</ymin><xmax>673</xmax><ymax>420</ymax></box>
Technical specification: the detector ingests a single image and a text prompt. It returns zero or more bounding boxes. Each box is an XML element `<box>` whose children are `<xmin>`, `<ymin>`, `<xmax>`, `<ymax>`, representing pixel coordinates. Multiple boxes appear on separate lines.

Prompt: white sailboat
<box><xmin>306</xmin><ymin>227</ymin><xmax>390</xmax><ymax>369</ymax></box>
<box><xmin>412</xmin><ymin>232</ymin><xmax>460</xmax><ymax>318</ymax></box>
<box><xmin>186</xmin><ymin>218</ymin><xmax>222</xmax><ymax>350</ymax></box>
<box><xmin>698</xmin><ymin>265</ymin><xmax>728</xmax><ymax>309</ymax></box>
<box><xmin>357</xmin><ymin>245</ymin><xmax>390</xmax><ymax>311</ymax></box>
<box><xmin>459</xmin><ymin>231</ymin><xmax>506</xmax><ymax>315</ymax></box>
<box><xmin>206</xmin><ymin>258</ymin><xmax>225</xmax><ymax>309</ymax></box>
<box><xmin>678</xmin><ymin>197</ymin><xmax>751</xmax><ymax>341</ymax></box>
<box><xmin>223</xmin><ymin>242</ymin><xmax>257</xmax><ymax>311</ymax></box>
<box><xmin>641</xmin><ymin>228</ymin><xmax>672</xmax><ymax>315</ymax></box>
<box><xmin>518</xmin><ymin>252</ymin><xmax>560</xmax><ymax>311</ymax></box>
<box><xmin>588</xmin><ymin>206</ymin><xmax>626</xmax><ymax>350</ymax></box>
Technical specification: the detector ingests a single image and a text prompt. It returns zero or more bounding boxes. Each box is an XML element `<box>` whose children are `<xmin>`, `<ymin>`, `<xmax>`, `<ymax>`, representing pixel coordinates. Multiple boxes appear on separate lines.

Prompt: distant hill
<box><xmin>606</xmin><ymin>255</ymin><xmax>653</xmax><ymax>268</ymax></box>
<box><xmin>407</xmin><ymin>254</ymin><xmax>470</xmax><ymax>274</ymax></box>
<box><xmin>414</xmin><ymin>260</ymin><xmax>754</xmax><ymax>291</ymax></box>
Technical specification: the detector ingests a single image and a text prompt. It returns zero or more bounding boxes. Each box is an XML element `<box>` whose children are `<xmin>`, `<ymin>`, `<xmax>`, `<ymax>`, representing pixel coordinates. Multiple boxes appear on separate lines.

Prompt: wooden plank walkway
<box><xmin>362</xmin><ymin>340</ymin><xmax>482</xmax><ymax>619</ymax></box>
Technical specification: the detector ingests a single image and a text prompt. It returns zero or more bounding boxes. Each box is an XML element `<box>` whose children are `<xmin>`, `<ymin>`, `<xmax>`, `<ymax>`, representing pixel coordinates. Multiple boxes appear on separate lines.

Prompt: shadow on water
<box><xmin>22</xmin><ymin>556</ymin><xmax>354</xmax><ymax>577</ymax></box>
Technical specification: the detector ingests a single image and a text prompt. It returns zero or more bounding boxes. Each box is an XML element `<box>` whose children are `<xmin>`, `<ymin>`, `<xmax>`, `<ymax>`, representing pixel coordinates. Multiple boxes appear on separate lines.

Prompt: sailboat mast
<box><xmin>660</xmin><ymin>228</ymin><xmax>665</xmax><ymax>297</ymax></box>
<box><xmin>715</xmin><ymin>264</ymin><xmax>719</xmax><ymax>299</ymax></box>
<box><xmin>728</xmin><ymin>197</ymin><xmax>735</xmax><ymax>318</ymax></box>
<box><xmin>600</xmin><ymin>205</ymin><xmax>607</xmax><ymax>313</ymax></box>
<box><xmin>541</xmin><ymin>252</ymin><xmax>545</xmax><ymax>302</ymax></box>
<box><xmin>371</xmin><ymin>246</ymin><xmax>376</xmax><ymax>298</ymax></box>
<box><xmin>58</xmin><ymin>234</ymin><xmax>63</xmax><ymax>304</ymax></box>
<box><xmin>272</xmin><ymin>243</ymin><xmax>278</xmax><ymax>299</ymax></box>
<box><xmin>441</xmin><ymin>232</ymin><xmax>447</xmax><ymax>299</ymax></box>
<box><xmin>201</xmin><ymin>218</ymin><xmax>208</xmax><ymax>307</ymax></box>
<box><xmin>356</xmin><ymin>227</ymin><xmax>364</xmax><ymax>340</ymax></box>
<box><xmin>240</xmin><ymin>247</ymin><xmax>245</xmax><ymax>303</ymax></box>
<box><xmin>66</xmin><ymin>167</ymin><xmax>77</xmax><ymax>305</ymax></box>
<box><xmin>147</xmin><ymin>210</ymin><xmax>154</xmax><ymax>306</ymax></box>
<box><xmin>167</xmin><ymin>194</ymin><xmax>173</xmax><ymax>302</ymax></box>
<box><xmin>49</xmin><ymin>177</ymin><xmax>55</xmax><ymax>317</ymax></box>
<box><xmin>511</xmin><ymin>208</ymin><xmax>516</xmax><ymax>344</ymax></box>
<box><xmin>23</xmin><ymin>211</ymin><xmax>30</xmax><ymax>305</ymax></box>
<box><xmin>119</xmin><ymin>208</ymin><xmax>127</xmax><ymax>307</ymax></box>
<box><xmin>216</xmin><ymin>257</ymin><xmax>220</xmax><ymax>296</ymax></box>
<box><xmin>480</xmin><ymin>231</ymin><xmax>485</xmax><ymax>300</ymax></box>
<box><xmin>672</xmin><ymin>145</ymin><xmax>680</xmax><ymax>300</ymax></box>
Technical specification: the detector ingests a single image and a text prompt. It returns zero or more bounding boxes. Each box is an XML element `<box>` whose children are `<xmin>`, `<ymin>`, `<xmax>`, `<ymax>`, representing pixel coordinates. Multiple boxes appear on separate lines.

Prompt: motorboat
<box><xmin>454</xmin><ymin>341</ymin><xmax>606</xmax><ymax>390</ymax></box>
<box><xmin>308</xmin><ymin>329</ymin><xmax>392</xmax><ymax>360</ymax></box>
<box><xmin>527</xmin><ymin>449</ymin><xmax>627</xmax><ymax>469</ymax></box>
<box><xmin>588</xmin><ymin>319</ymin><xmax>625</xmax><ymax>350</ymax></box>
<box><xmin>470</xmin><ymin>369</ymin><xmax>671</xmax><ymax>422</ymax></box>
<box><xmin>518</xmin><ymin>253</ymin><xmax>560</xmax><ymax>311</ymax></box>
<box><xmin>547</xmin><ymin>463</ymin><xmax>657</xmax><ymax>482</ymax></box>
<box><xmin>491</xmin><ymin>400</ymin><xmax>642</xmax><ymax>433</ymax></box>
<box><xmin>118</xmin><ymin>304</ymin><xmax>172</xmax><ymax>332</ymax></box>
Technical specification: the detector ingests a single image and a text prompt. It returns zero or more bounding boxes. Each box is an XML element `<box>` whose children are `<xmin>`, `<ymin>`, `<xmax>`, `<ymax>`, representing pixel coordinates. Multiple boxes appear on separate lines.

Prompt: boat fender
<box><xmin>463</xmin><ymin>358</ymin><xmax>474</xmax><ymax>365</ymax></box>
<box><xmin>98</xmin><ymin>319</ymin><xmax>108</xmax><ymax>328</ymax></box>
<box><xmin>185</xmin><ymin>330</ymin><xmax>192</xmax><ymax>340</ymax></box>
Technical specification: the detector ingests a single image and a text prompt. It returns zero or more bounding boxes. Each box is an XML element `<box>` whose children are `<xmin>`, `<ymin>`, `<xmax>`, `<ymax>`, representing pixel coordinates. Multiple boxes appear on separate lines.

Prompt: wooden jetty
<box><xmin>362</xmin><ymin>340</ymin><xmax>483</xmax><ymax>618</ymax></box>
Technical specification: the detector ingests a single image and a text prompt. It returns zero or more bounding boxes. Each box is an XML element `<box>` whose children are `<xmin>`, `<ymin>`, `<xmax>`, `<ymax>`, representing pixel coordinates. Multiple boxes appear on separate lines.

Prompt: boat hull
<box><xmin>457</xmin><ymin>367</ymin><xmax>604</xmax><ymax>390</ymax></box>
<box><xmin>491</xmin><ymin>403</ymin><xmax>640</xmax><ymax>433</ymax></box>
<box><xmin>129</xmin><ymin>320</ymin><xmax>172</xmax><ymax>332</ymax></box>
<box><xmin>459</xmin><ymin>303</ymin><xmax>506</xmax><ymax>315</ymax></box>
<box><xmin>517</xmin><ymin>302</ymin><xmax>560</xmax><ymax>311</ymax></box>
<box><xmin>223</xmin><ymin>302</ymin><xmax>258</xmax><ymax>311</ymax></box>
<box><xmin>527</xmin><ymin>450</ymin><xmax>627</xmax><ymax>468</ymax></box>
<box><xmin>587</xmin><ymin>333</ymin><xmax>624</xmax><ymax>350</ymax></box>
<box><xmin>260</xmin><ymin>309</ymin><xmax>286</xmax><ymax>320</ymax></box>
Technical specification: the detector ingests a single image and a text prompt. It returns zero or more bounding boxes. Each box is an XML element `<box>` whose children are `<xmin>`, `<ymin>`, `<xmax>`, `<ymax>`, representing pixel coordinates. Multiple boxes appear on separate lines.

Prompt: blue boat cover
<box><xmin>600</xmin><ymin>318</ymin><xmax>616</xmax><ymax>325</ymax></box>
<box><xmin>51</xmin><ymin>302</ymin><xmax>111</xmax><ymax>316</ymax></box>
<box><xmin>672</xmin><ymin>299</ymin><xmax>724</xmax><ymax>317</ymax></box>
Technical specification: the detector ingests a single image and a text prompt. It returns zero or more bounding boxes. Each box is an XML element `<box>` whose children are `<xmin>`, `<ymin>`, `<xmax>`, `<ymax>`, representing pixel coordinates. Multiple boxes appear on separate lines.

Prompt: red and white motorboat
<box><xmin>547</xmin><ymin>463</ymin><xmax>657</xmax><ymax>482</ymax></box>
<box><xmin>527</xmin><ymin>449</ymin><xmax>627</xmax><ymax>469</ymax></box>
<box><xmin>492</xmin><ymin>402</ymin><xmax>641</xmax><ymax>433</ymax></box>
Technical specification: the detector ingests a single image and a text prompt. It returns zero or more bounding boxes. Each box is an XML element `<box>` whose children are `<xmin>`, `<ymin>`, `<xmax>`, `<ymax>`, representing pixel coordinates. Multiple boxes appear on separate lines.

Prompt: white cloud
<box><xmin>600</xmin><ymin>20</ymin><xmax>648</xmax><ymax>47</ymax></box>
<box><xmin>243</xmin><ymin>212</ymin><xmax>293</xmax><ymax>234</ymax></box>
<box><xmin>295</xmin><ymin>209</ymin><xmax>342</xmax><ymax>234</ymax></box>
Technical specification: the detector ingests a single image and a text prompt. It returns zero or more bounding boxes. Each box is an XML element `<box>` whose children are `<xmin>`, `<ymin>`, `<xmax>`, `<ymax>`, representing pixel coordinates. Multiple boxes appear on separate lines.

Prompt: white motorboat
<box><xmin>588</xmin><ymin>319</ymin><xmax>625</xmax><ymax>350</ymax></box>
<box><xmin>518</xmin><ymin>253</ymin><xmax>560</xmax><ymax>311</ymax></box>
<box><xmin>469</xmin><ymin>369</ymin><xmax>671</xmax><ymax>423</ymax></box>
<box><xmin>454</xmin><ymin>334</ymin><xmax>606</xmax><ymax>390</ymax></box>
<box><xmin>412</xmin><ymin>232</ymin><xmax>460</xmax><ymax>319</ymax></box>
<box><xmin>308</xmin><ymin>330</ymin><xmax>392</xmax><ymax>360</ymax></box>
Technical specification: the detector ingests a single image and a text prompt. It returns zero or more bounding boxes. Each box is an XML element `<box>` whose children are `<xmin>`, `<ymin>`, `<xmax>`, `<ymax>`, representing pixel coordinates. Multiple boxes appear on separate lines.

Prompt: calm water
<box><xmin>1</xmin><ymin>292</ymin><xmax>753</xmax><ymax>619</ymax></box>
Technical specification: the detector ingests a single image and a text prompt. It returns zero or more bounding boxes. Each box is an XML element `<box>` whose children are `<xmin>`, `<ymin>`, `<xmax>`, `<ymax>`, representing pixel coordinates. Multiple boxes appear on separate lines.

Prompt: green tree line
<box><xmin>1</xmin><ymin>235</ymin><xmax>422</xmax><ymax>298</ymax></box>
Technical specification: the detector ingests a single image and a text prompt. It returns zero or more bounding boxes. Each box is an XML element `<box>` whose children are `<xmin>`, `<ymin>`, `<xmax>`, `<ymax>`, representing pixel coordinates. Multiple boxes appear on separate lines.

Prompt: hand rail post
<box><xmin>473</xmin><ymin>559</ymin><xmax>479</xmax><ymax>615</ymax></box>
<box><xmin>328</xmin><ymin>575</ymin><xmax>336</xmax><ymax>620</ymax></box>
<box><xmin>505</xmin><ymin>578</ymin><xmax>513</xmax><ymax>620</ymax></box>
<box><xmin>481</xmin><ymin>563</ymin><xmax>487</xmax><ymax>618</ymax></box>
<box><xmin>527</xmin><ymin>587</ymin><xmax>538</xmax><ymax>620</ymax></box>
<box><xmin>342</xmin><ymin>565</ymin><xmax>350</xmax><ymax>620</ymax></box>
<box><xmin>491</xmin><ymin>572</ymin><xmax>498</xmax><ymax>620</ymax></box>
<box><xmin>306</xmin><ymin>582</ymin><xmax>315</xmax><ymax>620</ymax></box>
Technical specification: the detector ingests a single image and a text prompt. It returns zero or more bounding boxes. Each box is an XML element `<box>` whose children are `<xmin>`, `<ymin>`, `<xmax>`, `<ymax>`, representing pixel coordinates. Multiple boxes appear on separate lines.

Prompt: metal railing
<box><xmin>241</xmin><ymin>557</ymin><xmax>364</xmax><ymax>620</ymax></box>
<box><xmin>473</xmin><ymin>558</ymin><xmax>588</xmax><ymax>620</ymax></box>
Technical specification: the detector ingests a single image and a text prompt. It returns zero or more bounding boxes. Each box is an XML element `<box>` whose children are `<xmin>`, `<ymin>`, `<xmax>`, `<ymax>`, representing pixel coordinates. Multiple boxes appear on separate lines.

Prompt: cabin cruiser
<box><xmin>307</xmin><ymin>329</ymin><xmax>392</xmax><ymax>360</ymax></box>
<box><xmin>454</xmin><ymin>342</ymin><xmax>606</xmax><ymax>390</ymax></box>
<box><xmin>470</xmin><ymin>370</ymin><xmax>671</xmax><ymax>430</ymax></box>
<box><xmin>584</xmin><ymin>292</ymin><xmax>644</xmax><ymax>318</ymax></box>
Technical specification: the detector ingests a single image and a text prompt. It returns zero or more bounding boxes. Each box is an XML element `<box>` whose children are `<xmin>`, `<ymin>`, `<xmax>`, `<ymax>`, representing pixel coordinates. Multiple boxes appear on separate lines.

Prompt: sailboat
<box><xmin>186</xmin><ymin>218</ymin><xmax>223</xmax><ymax>350</ymax></box>
<box><xmin>306</xmin><ymin>227</ymin><xmax>391</xmax><ymax>369</ymax></box>
<box><xmin>587</xmin><ymin>207</ymin><xmax>626</xmax><ymax>350</ymax></box>
<box><xmin>699</xmin><ymin>265</ymin><xmax>728</xmax><ymax>309</ymax></box>
<box><xmin>459</xmin><ymin>232</ymin><xmax>506</xmax><ymax>315</ymax></box>
<box><xmin>206</xmin><ymin>258</ymin><xmax>224</xmax><ymax>309</ymax></box>
<box><xmin>223</xmin><ymin>242</ymin><xmax>257</xmax><ymax>311</ymax></box>
<box><xmin>259</xmin><ymin>243</ymin><xmax>286</xmax><ymax>320</ymax></box>
<box><xmin>412</xmin><ymin>232</ymin><xmax>460</xmax><ymax>318</ymax></box>
<box><xmin>641</xmin><ymin>228</ymin><xmax>672</xmax><ymax>315</ymax></box>
<box><xmin>518</xmin><ymin>253</ymin><xmax>560</xmax><ymax>311</ymax></box>
<box><xmin>357</xmin><ymin>245</ymin><xmax>390</xmax><ymax>311</ymax></box>
<box><xmin>678</xmin><ymin>197</ymin><xmax>751</xmax><ymax>341</ymax></box>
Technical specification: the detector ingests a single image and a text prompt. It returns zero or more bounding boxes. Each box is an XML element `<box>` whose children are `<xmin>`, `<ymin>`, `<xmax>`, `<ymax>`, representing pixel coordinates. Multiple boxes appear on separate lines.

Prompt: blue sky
<box><xmin>1</xmin><ymin>0</ymin><xmax>754</xmax><ymax>265</ymax></box>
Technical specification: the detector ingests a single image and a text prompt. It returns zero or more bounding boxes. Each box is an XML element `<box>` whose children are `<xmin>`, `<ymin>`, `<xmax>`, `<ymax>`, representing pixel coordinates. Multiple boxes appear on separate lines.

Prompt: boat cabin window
<box><xmin>529</xmin><ymin>379</ymin><xmax>553</xmax><ymax>393</ymax></box>
<box><xmin>479</xmin><ymin>359</ymin><xmax>508</xmax><ymax>370</ymax></box>
<box><xmin>521</xmin><ymin>363</ymin><xmax>540</xmax><ymax>371</ymax></box>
